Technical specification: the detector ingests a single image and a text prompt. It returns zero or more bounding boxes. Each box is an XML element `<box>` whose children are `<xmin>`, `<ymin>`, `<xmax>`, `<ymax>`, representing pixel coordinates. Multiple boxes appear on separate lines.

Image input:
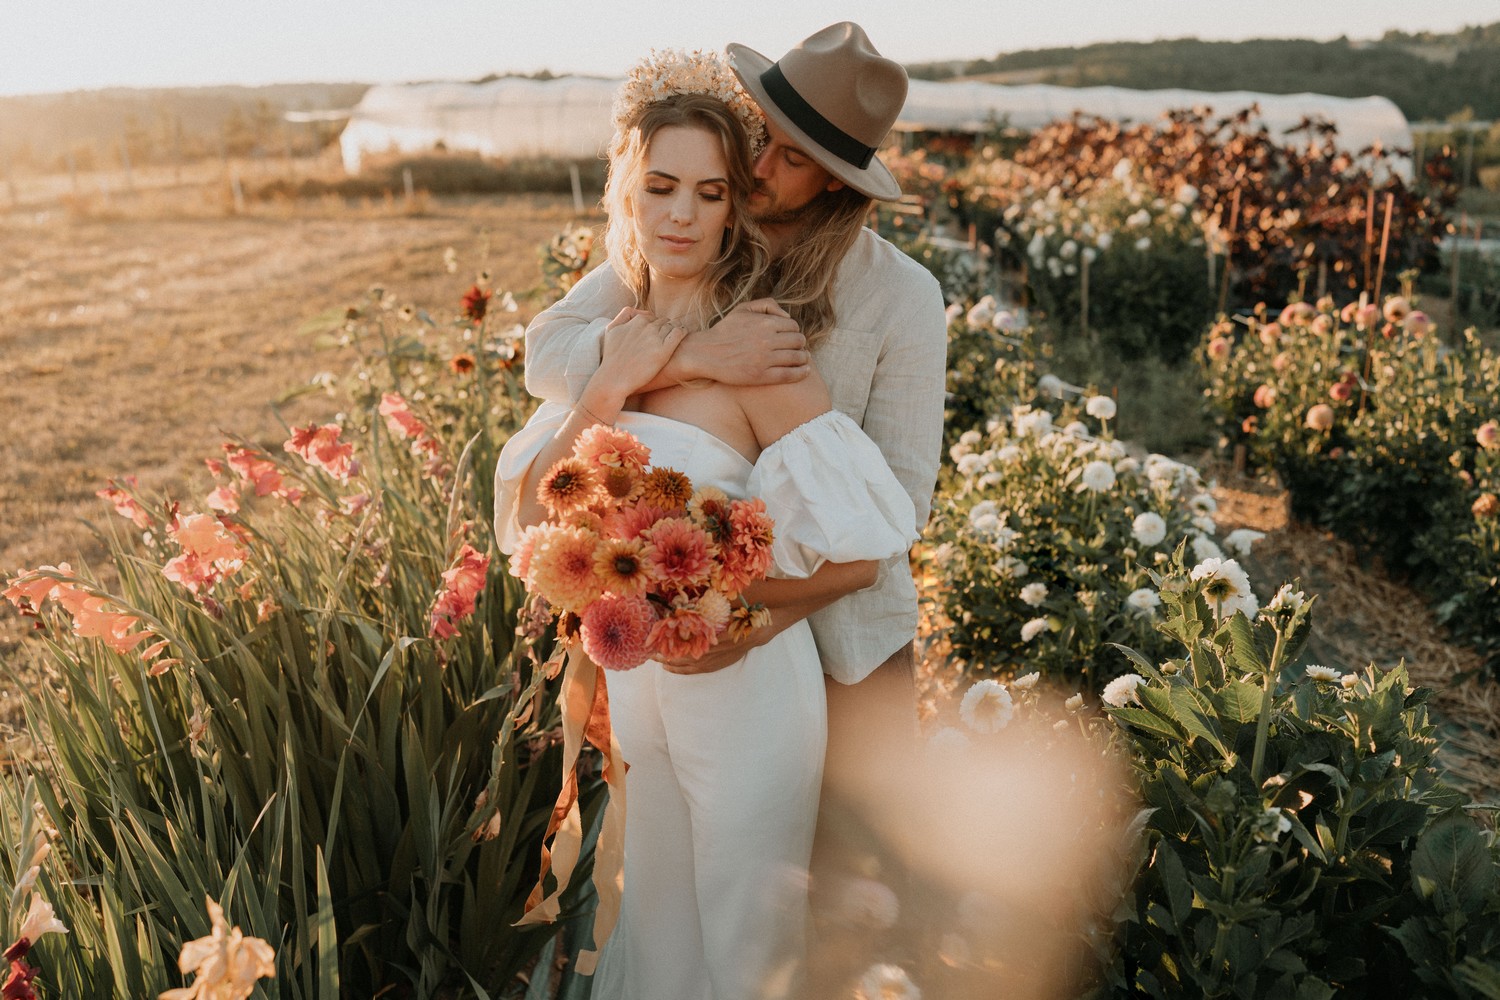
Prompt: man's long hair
<box><xmin>768</xmin><ymin>185</ymin><xmax>872</xmax><ymax>344</ymax></box>
<box><xmin>600</xmin><ymin>94</ymin><xmax>770</xmax><ymax>330</ymax></box>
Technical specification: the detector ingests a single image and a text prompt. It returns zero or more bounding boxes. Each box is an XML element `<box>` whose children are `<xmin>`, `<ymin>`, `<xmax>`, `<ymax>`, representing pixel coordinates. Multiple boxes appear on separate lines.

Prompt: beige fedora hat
<box><xmin>727</xmin><ymin>22</ymin><xmax>907</xmax><ymax>201</ymax></box>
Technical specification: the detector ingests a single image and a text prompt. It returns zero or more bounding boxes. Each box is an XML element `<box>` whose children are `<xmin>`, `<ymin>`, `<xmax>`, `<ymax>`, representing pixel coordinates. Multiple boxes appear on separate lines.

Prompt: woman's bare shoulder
<box><xmin>736</xmin><ymin>367</ymin><xmax>833</xmax><ymax>448</ymax></box>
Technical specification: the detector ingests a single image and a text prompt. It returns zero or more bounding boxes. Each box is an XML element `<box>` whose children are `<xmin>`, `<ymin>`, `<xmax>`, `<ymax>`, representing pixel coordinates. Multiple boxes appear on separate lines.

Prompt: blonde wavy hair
<box><xmin>767</xmin><ymin>186</ymin><xmax>874</xmax><ymax>344</ymax></box>
<box><xmin>601</xmin><ymin>94</ymin><xmax>770</xmax><ymax>330</ymax></box>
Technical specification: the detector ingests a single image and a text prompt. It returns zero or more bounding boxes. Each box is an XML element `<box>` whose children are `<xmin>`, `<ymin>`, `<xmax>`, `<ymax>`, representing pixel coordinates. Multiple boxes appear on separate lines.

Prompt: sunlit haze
<box><xmin>4</xmin><ymin>0</ymin><xmax>1498</xmax><ymax>97</ymax></box>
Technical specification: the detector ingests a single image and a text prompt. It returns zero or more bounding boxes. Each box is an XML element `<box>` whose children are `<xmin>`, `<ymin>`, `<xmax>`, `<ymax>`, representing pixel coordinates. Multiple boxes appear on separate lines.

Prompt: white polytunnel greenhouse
<box><xmin>339</xmin><ymin>75</ymin><xmax>1413</xmax><ymax>178</ymax></box>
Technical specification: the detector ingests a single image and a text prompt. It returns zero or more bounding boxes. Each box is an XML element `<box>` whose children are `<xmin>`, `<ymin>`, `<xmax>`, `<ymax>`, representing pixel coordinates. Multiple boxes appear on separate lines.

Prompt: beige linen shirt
<box><xmin>522</xmin><ymin>227</ymin><xmax>948</xmax><ymax>684</ymax></box>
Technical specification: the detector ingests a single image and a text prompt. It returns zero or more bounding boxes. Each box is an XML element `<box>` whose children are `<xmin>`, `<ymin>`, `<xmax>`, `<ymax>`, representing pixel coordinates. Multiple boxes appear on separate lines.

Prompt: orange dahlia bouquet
<box><xmin>511</xmin><ymin>423</ymin><xmax>774</xmax><ymax>670</ymax></box>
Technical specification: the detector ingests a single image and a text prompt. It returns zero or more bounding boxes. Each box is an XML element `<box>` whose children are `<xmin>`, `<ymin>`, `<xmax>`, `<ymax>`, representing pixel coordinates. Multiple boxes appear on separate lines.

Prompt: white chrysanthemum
<box><xmin>997</xmin><ymin>444</ymin><xmax>1023</xmax><ymax>464</ymax></box>
<box><xmin>1126</xmin><ymin>588</ymin><xmax>1161</xmax><ymax>613</ymax></box>
<box><xmin>971</xmin><ymin>512</ymin><xmax>1000</xmax><ymax>535</ymax></box>
<box><xmin>1020</xmin><ymin>617</ymin><xmax>1050</xmax><ymax>643</ymax></box>
<box><xmin>1065</xmin><ymin>693</ymin><xmax>1084</xmax><ymax>712</ymax></box>
<box><xmin>968</xmin><ymin>500</ymin><xmax>998</xmax><ymax>523</ymax></box>
<box><xmin>1063</xmin><ymin>420</ymin><xmax>1090</xmax><ymax>439</ymax></box>
<box><xmin>1085</xmin><ymin>395</ymin><xmax>1117</xmax><ymax>420</ymax></box>
<box><xmin>958</xmin><ymin>429</ymin><xmax>982</xmax><ymax>448</ymax></box>
<box><xmin>926</xmin><ymin>726</ymin><xmax>973</xmax><ymax>756</ymax></box>
<box><xmin>1223</xmin><ymin>528</ymin><xmax>1266</xmax><ymax>557</ymax></box>
<box><xmin>1191</xmin><ymin>534</ymin><xmax>1224</xmax><ymax>563</ymax></box>
<box><xmin>960</xmin><ymin>678</ymin><xmax>1015</xmax><ymax>733</ymax></box>
<box><xmin>1192</xmin><ymin>513</ymin><xmax>1218</xmax><ymax>535</ymax></box>
<box><xmin>948</xmin><ymin>441</ymin><xmax>971</xmax><ymax>463</ymax></box>
<box><xmin>965</xmin><ymin>295</ymin><xmax>997</xmax><ymax>329</ymax></box>
<box><xmin>835</xmin><ymin>877</ymin><xmax>900</xmax><ymax>930</ymax></box>
<box><xmin>1020</xmin><ymin>582</ymin><xmax>1048</xmax><ymax>606</ymax></box>
<box><xmin>1102</xmin><ymin>673</ymin><xmax>1145</xmax><ymax>707</ymax></box>
<box><xmin>1036</xmin><ymin>373</ymin><xmax>1064</xmax><ymax>398</ymax></box>
<box><xmin>1190</xmin><ymin>493</ymin><xmax>1219</xmax><ymax>516</ymax></box>
<box><xmin>1132</xmin><ymin>512</ymin><xmax>1167</xmax><ymax>547</ymax></box>
<box><xmin>1094</xmin><ymin>439</ymin><xmax>1127</xmax><ymax>461</ymax></box>
<box><xmin>957</xmin><ymin>453</ymin><xmax>986</xmax><ymax>477</ymax></box>
<box><xmin>855</xmin><ymin>963</ymin><xmax>921</xmax><ymax>1000</ymax></box>
<box><xmin>1115</xmin><ymin>456</ymin><xmax>1140</xmax><ymax>475</ymax></box>
<box><xmin>1081</xmin><ymin>460</ymin><xmax>1116</xmax><ymax>492</ymax></box>
<box><xmin>1264</xmin><ymin>583</ymin><xmax>1305</xmax><ymax>614</ymax></box>
<box><xmin>1013</xmin><ymin>406</ymin><xmax>1053</xmax><ymax>438</ymax></box>
<box><xmin>1252</xmin><ymin>806</ymin><xmax>1292</xmax><ymax>843</ymax></box>
<box><xmin>1144</xmin><ymin>455</ymin><xmax>1181</xmax><ymax>487</ymax></box>
<box><xmin>944</xmin><ymin>302</ymin><xmax>963</xmax><ymax>325</ymax></box>
<box><xmin>1191</xmin><ymin>557</ymin><xmax>1258</xmax><ymax>617</ymax></box>
<box><xmin>1012</xmin><ymin>671</ymin><xmax>1040</xmax><ymax>690</ymax></box>
<box><xmin>1304</xmin><ymin>664</ymin><xmax>1340</xmax><ymax>683</ymax></box>
<box><xmin>1340</xmin><ymin>673</ymin><xmax>1360</xmax><ymax>690</ymax></box>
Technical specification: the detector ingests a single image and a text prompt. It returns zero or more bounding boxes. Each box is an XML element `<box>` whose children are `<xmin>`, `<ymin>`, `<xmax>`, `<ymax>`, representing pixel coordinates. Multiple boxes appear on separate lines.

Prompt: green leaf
<box><xmin>1156</xmin><ymin>843</ymin><xmax>1194</xmax><ymax>928</ymax></box>
<box><xmin>316</xmin><ymin>847</ymin><xmax>341</xmax><ymax>998</ymax></box>
<box><xmin>1226</xmin><ymin>611</ymin><xmax>1267</xmax><ymax>676</ymax></box>
<box><xmin>1355</xmin><ymin>799</ymin><xmax>1429</xmax><ymax>848</ymax></box>
<box><xmin>1168</xmin><ymin>684</ymin><xmax>1230</xmax><ymax>758</ymax></box>
<box><xmin>1216</xmin><ymin>680</ymin><xmax>1264</xmax><ymax>725</ymax></box>
<box><xmin>1112</xmin><ymin>707</ymin><xmax>1186</xmax><ymax>742</ymax></box>
<box><xmin>1411</xmin><ymin>815</ymin><xmax>1497</xmax><ymax>914</ymax></box>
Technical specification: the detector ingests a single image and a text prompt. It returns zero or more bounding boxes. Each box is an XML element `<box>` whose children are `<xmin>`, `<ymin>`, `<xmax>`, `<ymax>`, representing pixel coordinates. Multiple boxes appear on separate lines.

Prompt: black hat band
<box><xmin>759</xmin><ymin>63</ymin><xmax>877</xmax><ymax>170</ymax></box>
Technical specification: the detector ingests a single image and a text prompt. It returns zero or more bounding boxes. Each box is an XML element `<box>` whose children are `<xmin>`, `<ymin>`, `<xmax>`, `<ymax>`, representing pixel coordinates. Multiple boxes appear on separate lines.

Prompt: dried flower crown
<box><xmin>611</xmin><ymin>48</ymin><xmax>767</xmax><ymax>151</ymax></box>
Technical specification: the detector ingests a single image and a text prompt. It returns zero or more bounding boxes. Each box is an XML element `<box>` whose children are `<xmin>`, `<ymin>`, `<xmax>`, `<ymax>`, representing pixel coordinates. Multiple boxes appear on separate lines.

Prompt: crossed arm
<box><xmin>524</xmin><ymin>265</ymin><xmax>813</xmax><ymax>402</ymax></box>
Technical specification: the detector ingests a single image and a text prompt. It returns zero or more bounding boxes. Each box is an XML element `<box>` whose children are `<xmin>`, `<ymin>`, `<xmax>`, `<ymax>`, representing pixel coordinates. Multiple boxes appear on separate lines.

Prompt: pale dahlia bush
<box><xmin>926</xmin><ymin>404</ymin><xmax>1213</xmax><ymax>691</ymax></box>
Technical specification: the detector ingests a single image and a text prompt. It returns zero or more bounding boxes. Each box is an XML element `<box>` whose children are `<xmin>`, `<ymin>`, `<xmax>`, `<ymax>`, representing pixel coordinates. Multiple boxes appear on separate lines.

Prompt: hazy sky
<box><xmin>3</xmin><ymin>0</ymin><xmax>1498</xmax><ymax>97</ymax></box>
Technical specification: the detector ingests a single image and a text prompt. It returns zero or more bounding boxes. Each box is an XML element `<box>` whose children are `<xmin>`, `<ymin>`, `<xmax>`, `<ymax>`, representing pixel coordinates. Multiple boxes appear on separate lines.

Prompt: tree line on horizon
<box><xmin>909</xmin><ymin>24</ymin><xmax>1500</xmax><ymax>123</ymax></box>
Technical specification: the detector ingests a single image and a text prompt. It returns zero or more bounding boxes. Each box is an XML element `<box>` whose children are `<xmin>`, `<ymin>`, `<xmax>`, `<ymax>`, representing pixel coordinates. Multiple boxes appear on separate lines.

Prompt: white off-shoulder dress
<box><xmin>494</xmin><ymin>404</ymin><xmax>916</xmax><ymax>1000</ymax></box>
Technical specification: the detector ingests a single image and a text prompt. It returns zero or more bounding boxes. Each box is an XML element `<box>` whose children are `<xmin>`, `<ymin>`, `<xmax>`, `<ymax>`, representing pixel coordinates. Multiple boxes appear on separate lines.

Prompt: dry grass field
<box><xmin>0</xmin><ymin>188</ymin><xmax>600</xmax><ymax>710</ymax></box>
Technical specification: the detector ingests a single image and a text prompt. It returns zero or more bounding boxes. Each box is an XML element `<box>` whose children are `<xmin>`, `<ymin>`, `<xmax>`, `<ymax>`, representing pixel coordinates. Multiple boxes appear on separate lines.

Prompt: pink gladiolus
<box><xmin>428</xmin><ymin>544</ymin><xmax>490</xmax><ymax>639</ymax></box>
<box><xmin>2</xmin><ymin>565</ymin><xmax>73</xmax><ymax>614</ymax></box>
<box><xmin>223</xmin><ymin>445</ymin><xmax>286</xmax><ymax>497</ymax></box>
<box><xmin>163</xmin><ymin>513</ymin><xmax>247</xmax><ymax>594</ymax></box>
<box><xmin>1382</xmin><ymin>296</ymin><xmax>1411</xmax><ymax>323</ymax></box>
<box><xmin>206</xmin><ymin>485</ymin><xmax>241</xmax><ymax>514</ymax></box>
<box><xmin>96</xmin><ymin>478</ymin><xmax>151</xmax><ymax>529</ymax></box>
<box><xmin>1354</xmin><ymin>303</ymin><xmax>1379</xmax><ymax>329</ymax></box>
<box><xmin>1257</xmin><ymin>322</ymin><xmax>1281</xmax><ymax>347</ymax></box>
<box><xmin>1207</xmin><ymin>337</ymin><xmax>1231</xmax><ymax>361</ymax></box>
<box><xmin>1404</xmin><ymin>311</ymin><xmax>1431</xmax><ymax>338</ymax></box>
<box><xmin>379</xmin><ymin>393</ymin><xmax>428</xmax><ymax>441</ymax></box>
<box><xmin>285</xmin><ymin>424</ymin><xmax>358</xmax><ymax>482</ymax></box>
<box><xmin>1329</xmin><ymin>380</ymin><xmax>1354</xmax><ymax>402</ymax></box>
<box><xmin>1253</xmin><ymin>385</ymin><xmax>1277</xmax><ymax>408</ymax></box>
<box><xmin>1340</xmin><ymin>302</ymin><xmax>1358</xmax><ymax>323</ymax></box>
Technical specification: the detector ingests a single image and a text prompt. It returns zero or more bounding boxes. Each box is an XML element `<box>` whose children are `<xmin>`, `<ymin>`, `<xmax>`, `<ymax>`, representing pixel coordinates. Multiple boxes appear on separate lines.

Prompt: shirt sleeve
<box><xmin>862</xmin><ymin>268</ymin><xmax>948</xmax><ymax>532</ymax></box>
<box><xmin>523</xmin><ymin>265</ymin><xmax>634</xmax><ymax>404</ymax></box>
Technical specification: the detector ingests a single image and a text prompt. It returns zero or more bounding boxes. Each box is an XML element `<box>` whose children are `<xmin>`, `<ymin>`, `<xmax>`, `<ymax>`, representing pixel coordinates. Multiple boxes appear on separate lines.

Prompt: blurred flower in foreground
<box><xmin>159</xmin><ymin>897</ymin><xmax>275</xmax><ymax>1000</ymax></box>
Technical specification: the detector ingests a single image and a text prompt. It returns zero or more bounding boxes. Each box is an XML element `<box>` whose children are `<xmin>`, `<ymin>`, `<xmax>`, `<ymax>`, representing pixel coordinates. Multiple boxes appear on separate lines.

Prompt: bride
<box><xmin>494</xmin><ymin>52</ymin><xmax>915</xmax><ymax>1000</ymax></box>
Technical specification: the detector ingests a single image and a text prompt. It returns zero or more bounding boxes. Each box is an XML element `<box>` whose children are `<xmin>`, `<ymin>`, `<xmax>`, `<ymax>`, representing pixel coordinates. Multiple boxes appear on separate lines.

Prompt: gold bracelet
<box><xmin>574</xmin><ymin>402</ymin><xmax>609</xmax><ymax>426</ymax></box>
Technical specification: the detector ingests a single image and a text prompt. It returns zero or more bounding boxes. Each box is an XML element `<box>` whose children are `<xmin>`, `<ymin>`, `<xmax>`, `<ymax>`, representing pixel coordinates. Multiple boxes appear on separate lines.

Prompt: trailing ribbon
<box><xmin>516</xmin><ymin>644</ymin><xmax>628</xmax><ymax>976</ymax></box>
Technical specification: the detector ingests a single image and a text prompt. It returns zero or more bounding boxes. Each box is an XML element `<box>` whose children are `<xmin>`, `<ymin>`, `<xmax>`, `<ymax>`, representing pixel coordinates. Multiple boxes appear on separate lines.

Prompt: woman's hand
<box><xmin>596</xmin><ymin>308</ymin><xmax>690</xmax><ymax>397</ymax></box>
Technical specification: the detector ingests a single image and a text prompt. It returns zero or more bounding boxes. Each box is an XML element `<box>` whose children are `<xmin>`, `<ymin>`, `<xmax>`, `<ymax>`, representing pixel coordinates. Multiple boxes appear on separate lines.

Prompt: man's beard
<box><xmin>750</xmin><ymin>188</ymin><xmax>816</xmax><ymax>228</ymax></box>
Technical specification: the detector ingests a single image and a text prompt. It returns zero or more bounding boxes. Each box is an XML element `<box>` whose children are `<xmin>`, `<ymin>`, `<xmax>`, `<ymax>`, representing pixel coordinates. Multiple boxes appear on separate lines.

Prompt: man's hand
<box><xmin>673</xmin><ymin>299</ymin><xmax>810</xmax><ymax>386</ymax></box>
<box><xmin>658</xmin><ymin>619</ymin><xmax>780</xmax><ymax>675</ymax></box>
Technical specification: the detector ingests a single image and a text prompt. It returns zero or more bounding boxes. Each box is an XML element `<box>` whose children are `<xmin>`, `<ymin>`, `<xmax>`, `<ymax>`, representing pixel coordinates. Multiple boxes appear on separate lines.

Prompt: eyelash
<box><xmin>644</xmin><ymin>185</ymin><xmax>725</xmax><ymax>202</ymax></box>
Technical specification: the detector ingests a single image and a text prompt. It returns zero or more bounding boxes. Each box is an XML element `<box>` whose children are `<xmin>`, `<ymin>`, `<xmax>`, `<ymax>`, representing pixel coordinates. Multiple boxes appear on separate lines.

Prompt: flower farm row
<box><xmin>2</xmin><ymin>108</ymin><xmax>1499</xmax><ymax>996</ymax></box>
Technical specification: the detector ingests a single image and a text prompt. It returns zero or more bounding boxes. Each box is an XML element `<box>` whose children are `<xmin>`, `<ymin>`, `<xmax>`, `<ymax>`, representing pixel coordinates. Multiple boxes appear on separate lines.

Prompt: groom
<box><xmin>523</xmin><ymin>21</ymin><xmax>946</xmax><ymax>778</ymax></box>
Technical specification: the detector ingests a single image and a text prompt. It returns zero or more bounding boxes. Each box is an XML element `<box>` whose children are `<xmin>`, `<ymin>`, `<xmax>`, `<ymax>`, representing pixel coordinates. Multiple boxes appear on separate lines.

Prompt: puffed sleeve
<box><xmin>745</xmin><ymin>410</ymin><xmax>918</xmax><ymax>579</ymax></box>
<box><xmin>492</xmin><ymin>401</ymin><xmax>571</xmax><ymax>553</ymax></box>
